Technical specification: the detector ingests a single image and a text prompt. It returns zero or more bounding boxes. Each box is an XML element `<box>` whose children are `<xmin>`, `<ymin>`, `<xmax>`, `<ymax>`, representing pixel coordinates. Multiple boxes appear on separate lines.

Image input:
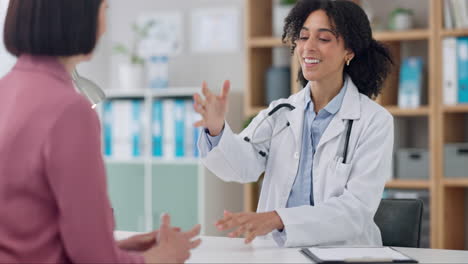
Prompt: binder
<box><xmin>152</xmin><ymin>100</ymin><xmax>163</xmax><ymax>157</ymax></box>
<box><xmin>398</xmin><ymin>57</ymin><xmax>424</xmax><ymax>108</ymax></box>
<box><xmin>103</xmin><ymin>101</ymin><xmax>113</xmax><ymax>156</ymax></box>
<box><xmin>162</xmin><ymin>100</ymin><xmax>175</xmax><ymax>159</ymax></box>
<box><xmin>443</xmin><ymin>37</ymin><xmax>458</xmax><ymax>105</ymax></box>
<box><xmin>131</xmin><ymin>100</ymin><xmax>143</xmax><ymax>157</ymax></box>
<box><xmin>184</xmin><ymin>100</ymin><xmax>195</xmax><ymax>158</ymax></box>
<box><xmin>457</xmin><ymin>36</ymin><xmax>468</xmax><ymax>103</ymax></box>
<box><xmin>300</xmin><ymin>247</ymin><xmax>418</xmax><ymax>263</ymax></box>
<box><xmin>174</xmin><ymin>99</ymin><xmax>185</xmax><ymax>158</ymax></box>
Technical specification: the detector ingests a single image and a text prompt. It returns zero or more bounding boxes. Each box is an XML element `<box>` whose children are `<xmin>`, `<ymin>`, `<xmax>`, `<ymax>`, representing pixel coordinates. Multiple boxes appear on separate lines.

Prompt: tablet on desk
<box><xmin>300</xmin><ymin>246</ymin><xmax>418</xmax><ymax>263</ymax></box>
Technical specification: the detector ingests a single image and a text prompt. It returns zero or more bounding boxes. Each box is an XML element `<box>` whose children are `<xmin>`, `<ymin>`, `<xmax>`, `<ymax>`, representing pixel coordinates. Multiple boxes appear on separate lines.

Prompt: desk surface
<box><xmin>115</xmin><ymin>231</ymin><xmax>468</xmax><ymax>263</ymax></box>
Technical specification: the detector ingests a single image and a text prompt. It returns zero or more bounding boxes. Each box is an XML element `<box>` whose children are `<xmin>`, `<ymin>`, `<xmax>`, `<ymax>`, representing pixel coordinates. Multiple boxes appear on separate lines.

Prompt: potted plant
<box><xmin>273</xmin><ymin>0</ymin><xmax>297</xmax><ymax>37</ymax></box>
<box><xmin>113</xmin><ymin>21</ymin><xmax>153</xmax><ymax>90</ymax></box>
<box><xmin>388</xmin><ymin>8</ymin><xmax>414</xmax><ymax>31</ymax></box>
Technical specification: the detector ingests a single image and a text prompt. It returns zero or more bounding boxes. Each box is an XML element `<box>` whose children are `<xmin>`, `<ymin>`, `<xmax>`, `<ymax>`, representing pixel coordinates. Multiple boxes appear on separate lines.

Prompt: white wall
<box><xmin>79</xmin><ymin>0</ymin><xmax>245</xmax><ymax>94</ymax></box>
<box><xmin>0</xmin><ymin>0</ymin><xmax>16</xmax><ymax>78</ymax></box>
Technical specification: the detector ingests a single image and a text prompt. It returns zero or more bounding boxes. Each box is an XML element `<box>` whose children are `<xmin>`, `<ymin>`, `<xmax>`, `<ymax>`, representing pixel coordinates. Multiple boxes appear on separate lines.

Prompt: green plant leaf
<box><xmin>113</xmin><ymin>44</ymin><xmax>129</xmax><ymax>55</ymax></box>
<box><xmin>280</xmin><ymin>0</ymin><xmax>296</xmax><ymax>5</ymax></box>
<box><xmin>243</xmin><ymin>115</ymin><xmax>256</xmax><ymax>129</ymax></box>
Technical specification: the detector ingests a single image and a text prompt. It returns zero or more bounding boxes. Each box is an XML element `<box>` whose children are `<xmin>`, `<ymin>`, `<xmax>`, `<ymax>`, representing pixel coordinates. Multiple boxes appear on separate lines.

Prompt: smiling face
<box><xmin>295</xmin><ymin>10</ymin><xmax>354</xmax><ymax>83</ymax></box>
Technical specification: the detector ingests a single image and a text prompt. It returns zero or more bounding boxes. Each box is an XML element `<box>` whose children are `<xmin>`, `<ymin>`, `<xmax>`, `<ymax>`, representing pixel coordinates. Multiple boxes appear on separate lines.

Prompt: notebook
<box><xmin>300</xmin><ymin>246</ymin><xmax>418</xmax><ymax>263</ymax></box>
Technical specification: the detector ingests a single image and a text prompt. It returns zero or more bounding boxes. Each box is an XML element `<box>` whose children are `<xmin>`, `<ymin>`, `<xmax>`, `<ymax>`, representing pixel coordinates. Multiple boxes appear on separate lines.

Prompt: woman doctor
<box><xmin>193</xmin><ymin>0</ymin><xmax>394</xmax><ymax>247</ymax></box>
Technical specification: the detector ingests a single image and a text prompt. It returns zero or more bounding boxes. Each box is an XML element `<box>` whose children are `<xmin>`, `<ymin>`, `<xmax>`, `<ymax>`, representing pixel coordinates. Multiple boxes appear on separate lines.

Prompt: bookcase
<box><xmin>244</xmin><ymin>0</ymin><xmax>468</xmax><ymax>249</ymax></box>
<box><xmin>99</xmin><ymin>88</ymin><xmax>243</xmax><ymax>236</ymax></box>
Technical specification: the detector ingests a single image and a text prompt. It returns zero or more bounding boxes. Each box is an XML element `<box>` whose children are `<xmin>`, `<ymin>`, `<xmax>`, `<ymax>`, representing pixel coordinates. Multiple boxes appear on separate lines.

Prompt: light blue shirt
<box><xmin>286</xmin><ymin>80</ymin><xmax>347</xmax><ymax>207</ymax></box>
<box><xmin>201</xmin><ymin>80</ymin><xmax>347</xmax><ymax>207</ymax></box>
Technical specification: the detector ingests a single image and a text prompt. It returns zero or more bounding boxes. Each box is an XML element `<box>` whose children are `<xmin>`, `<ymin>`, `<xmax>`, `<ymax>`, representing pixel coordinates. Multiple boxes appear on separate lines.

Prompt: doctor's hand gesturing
<box><xmin>216</xmin><ymin>210</ymin><xmax>284</xmax><ymax>244</ymax></box>
<box><xmin>193</xmin><ymin>80</ymin><xmax>230</xmax><ymax>136</ymax></box>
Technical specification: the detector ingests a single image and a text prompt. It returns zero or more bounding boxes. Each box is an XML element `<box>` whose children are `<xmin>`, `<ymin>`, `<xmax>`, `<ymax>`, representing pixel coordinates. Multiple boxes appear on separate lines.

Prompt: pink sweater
<box><xmin>0</xmin><ymin>55</ymin><xmax>144</xmax><ymax>263</ymax></box>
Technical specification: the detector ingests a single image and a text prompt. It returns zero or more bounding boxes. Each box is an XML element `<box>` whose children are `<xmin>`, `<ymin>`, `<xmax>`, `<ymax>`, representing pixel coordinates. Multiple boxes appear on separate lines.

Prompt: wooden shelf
<box><xmin>440</xmin><ymin>29</ymin><xmax>468</xmax><ymax>37</ymax></box>
<box><xmin>443</xmin><ymin>178</ymin><xmax>468</xmax><ymax>187</ymax></box>
<box><xmin>245</xmin><ymin>0</ymin><xmax>465</xmax><ymax>250</ymax></box>
<box><xmin>249</xmin><ymin>30</ymin><xmax>430</xmax><ymax>47</ymax></box>
<box><xmin>373</xmin><ymin>29</ymin><xmax>430</xmax><ymax>42</ymax></box>
<box><xmin>385</xmin><ymin>179</ymin><xmax>430</xmax><ymax>189</ymax></box>
<box><xmin>385</xmin><ymin>106</ymin><xmax>430</xmax><ymax>116</ymax></box>
<box><xmin>443</xmin><ymin>105</ymin><xmax>468</xmax><ymax>113</ymax></box>
<box><xmin>249</xmin><ymin>37</ymin><xmax>285</xmax><ymax>48</ymax></box>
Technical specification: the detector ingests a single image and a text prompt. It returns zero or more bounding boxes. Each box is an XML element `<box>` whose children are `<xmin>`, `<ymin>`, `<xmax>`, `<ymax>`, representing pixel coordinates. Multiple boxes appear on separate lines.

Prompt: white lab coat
<box><xmin>198</xmin><ymin>76</ymin><xmax>394</xmax><ymax>247</ymax></box>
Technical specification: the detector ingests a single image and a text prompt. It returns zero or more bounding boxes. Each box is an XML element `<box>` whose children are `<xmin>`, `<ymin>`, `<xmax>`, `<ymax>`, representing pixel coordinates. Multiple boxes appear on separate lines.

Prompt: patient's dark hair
<box><xmin>4</xmin><ymin>0</ymin><xmax>103</xmax><ymax>57</ymax></box>
<box><xmin>282</xmin><ymin>0</ymin><xmax>393</xmax><ymax>99</ymax></box>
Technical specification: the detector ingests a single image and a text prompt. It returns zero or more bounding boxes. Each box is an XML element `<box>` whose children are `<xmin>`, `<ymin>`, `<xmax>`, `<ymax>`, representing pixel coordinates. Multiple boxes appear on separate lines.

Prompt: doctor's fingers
<box><xmin>244</xmin><ymin>229</ymin><xmax>259</xmax><ymax>244</ymax></box>
<box><xmin>193</xmin><ymin>120</ymin><xmax>206</xmax><ymax>128</ymax></box>
<box><xmin>193</xmin><ymin>93</ymin><xmax>206</xmax><ymax>108</ymax></box>
<box><xmin>227</xmin><ymin>223</ymin><xmax>250</xmax><ymax>238</ymax></box>
<box><xmin>217</xmin><ymin>213</ymin><xmax>249</xmax><ymax>229</ymax></box>
<box><xmin>193</xmin><ymin>102</ymin><xmax>206</xmax><ymax>115</ymax></box>
<box><xmin>202</xmin><ymin>81</ymin><xmax>215</xmax><ymax>100</ymax></box>
<box><xmin>217</xmin><ymin>80</ymin><xmax>231</xmax><ymax>101</ymax></box>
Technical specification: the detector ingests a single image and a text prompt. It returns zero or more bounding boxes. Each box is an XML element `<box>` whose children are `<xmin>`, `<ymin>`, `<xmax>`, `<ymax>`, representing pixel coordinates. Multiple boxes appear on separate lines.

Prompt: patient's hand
<box><xmin>117</xmin><ymin>227</ymin><xmax>181</xmax><ymax>252</ymax></box>
<box><xmin>215</xmin><ymin>210</ymin><xmax>284</xmax><ymax>244</ymax></box>
<box><xmin>117</xmin><ymin>231</ymin><xmax>158</xmax><ymax>252</ymax></box>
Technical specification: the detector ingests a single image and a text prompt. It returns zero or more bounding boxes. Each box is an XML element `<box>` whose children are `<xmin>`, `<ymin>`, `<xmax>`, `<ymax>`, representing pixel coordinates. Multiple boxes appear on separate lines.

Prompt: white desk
<box><xmin>115</xmin><ymin>231</ymin><xmax>468</xmax><ymax>263</ymax></box>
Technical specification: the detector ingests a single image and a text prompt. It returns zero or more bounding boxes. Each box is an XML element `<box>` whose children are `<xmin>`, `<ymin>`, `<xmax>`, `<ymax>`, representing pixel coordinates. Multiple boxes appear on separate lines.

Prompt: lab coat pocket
<box><xmin>323</xmin><ymin>159</ymin><xmax>352</xmax><ymax>198</ymax></box>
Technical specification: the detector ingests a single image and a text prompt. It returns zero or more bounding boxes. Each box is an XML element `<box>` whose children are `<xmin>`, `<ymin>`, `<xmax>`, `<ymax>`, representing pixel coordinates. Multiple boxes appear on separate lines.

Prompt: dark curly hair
<box><xmin>282</xmin><ymin>0</ymin><xmax>393</xmax><ymax>99</ymax></box>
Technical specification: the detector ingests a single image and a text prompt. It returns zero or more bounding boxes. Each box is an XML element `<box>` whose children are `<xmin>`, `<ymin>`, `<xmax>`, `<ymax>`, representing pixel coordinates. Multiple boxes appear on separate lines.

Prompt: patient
<box><xmin>0</xmin><ymin>0</ymin><xmax>200</xmax><ymax>262</ymax></box>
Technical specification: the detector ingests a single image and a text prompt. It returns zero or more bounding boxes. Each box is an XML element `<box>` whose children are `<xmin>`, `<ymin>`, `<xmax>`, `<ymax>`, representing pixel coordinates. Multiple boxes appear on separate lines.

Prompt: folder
<box><xmin>457</xmin><ymin>37</ymin><xmax>468</xmax><ymax>103</ymax></box>
<box><xmin>300</xmin><ymin>247</ymin><xmax>418</xmax><ymax>263</ymax></box>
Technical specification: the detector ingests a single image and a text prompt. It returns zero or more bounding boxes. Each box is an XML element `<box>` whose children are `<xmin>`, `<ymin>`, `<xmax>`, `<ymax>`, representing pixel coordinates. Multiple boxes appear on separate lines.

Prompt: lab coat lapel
<box><xmin>284</xmin><ymin>89</ymin><xmax>306</xmax><ymax>149</ymax></box>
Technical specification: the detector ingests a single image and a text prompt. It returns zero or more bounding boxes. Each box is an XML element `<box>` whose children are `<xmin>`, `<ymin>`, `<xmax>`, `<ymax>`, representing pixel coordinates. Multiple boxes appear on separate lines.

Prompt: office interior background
<box><xmin>1</xmin><ymin>0</ymin><xmax>468</xmax><ymax>250</ymax></box>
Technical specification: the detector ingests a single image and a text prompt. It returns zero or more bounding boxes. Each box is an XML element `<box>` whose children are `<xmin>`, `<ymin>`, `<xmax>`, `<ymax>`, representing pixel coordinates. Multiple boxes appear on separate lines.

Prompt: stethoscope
<box><xmin>71</xmin><ymin>69</ymin><xmax>106</xmax><ymax>109</ymax></box>
<box><xmin>243</xmin><ymin>103</ymin><xmax>354</xmax><ymax>164</ymax></box>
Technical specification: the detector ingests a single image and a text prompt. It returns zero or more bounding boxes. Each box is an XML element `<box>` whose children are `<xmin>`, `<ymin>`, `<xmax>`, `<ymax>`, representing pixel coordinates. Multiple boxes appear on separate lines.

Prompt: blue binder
<box><xmin>152</xmin><ymin>100</ymin><xmax>163</xmax><ymax>157</ymax></box>
<box><xmin>174</xmin><ymin>99</ymin><xmax>186</xmax><ymax>158</ymax></box>
<box><xmin>103</xmin><ymin>101</ymin><xmax>113</xmax><ymax>156</ymax></box>
<box><xmin>131</xmin><ymin>100</ymin><xmax>142</xmax><ymax>157</ymax></box>
<box><xmin>457</xmin><ymin>37</ymin><xmax>468</xmax><ymax>103</ymax></box>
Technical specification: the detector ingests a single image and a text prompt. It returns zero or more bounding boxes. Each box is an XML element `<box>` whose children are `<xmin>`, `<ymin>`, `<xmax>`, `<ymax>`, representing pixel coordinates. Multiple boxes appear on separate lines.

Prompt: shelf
<box><xmin>443</xmin><ymin>178</ymin><xmax>468</xmax><ymax>187</ymax></box>
<box><xmin>385</xmin><ymin>179</ymin><xmax>430</xmax><ymax>189</ymax></box>
<box><xmin>104</xmin><ymin>87</ymin><xmax>199</xmax><ymax>100</ymax></box>
<box><xmin>150</xmin><ymin>87</ymin><xmax>200</xmax><ymax>98</ymax></box>
<box><xmin>248</xmin><ymin>30</ymin><xmax>430</xmax><ymax>47</ymax></box>
<box><xmin>440</xmin><ymin>29</ymin><xmax>468</xmax><ymax>37</ymax></box>
<box><xmin>373</xmin><ymin>29</ymin><xmax>430</xmax><ymax>42</ymax></box>
<box><xmin>105</xmin><ymin>90</ymin><xmax>147</xmax><ymax>99</ymax></box>
<box><xmin>152</xmin><ymin>158</ymin><xmax>200</xmax><ymax>165</ymax></box>
<box><xmin>105</xmin><ymin>158</ymin><xmax>146</xmax><ymax>164</ymax></box>
<box><xmin>443</xmin><ymin>105</ymin><xmax>468</xmax><ymax>113</ymax></box>
<box><xmin>248</xmin><ymin>37</ymin><xmax>285</xmax><ymax>48</ymax></box>
<box><xmin>385</xmin><ymin>106</ymin><xmax>430</xmax><ymax>116</ymax></box>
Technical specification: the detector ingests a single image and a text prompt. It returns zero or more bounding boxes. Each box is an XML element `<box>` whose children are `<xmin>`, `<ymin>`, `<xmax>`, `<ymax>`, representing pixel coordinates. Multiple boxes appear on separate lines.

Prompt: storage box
<box><xmin>396</xmin><ymin>148</ymin><xmax>429</xmax><ymax>179</ymax></box>
<box><xmin>444</xmin><ymin>143</ymin><xmax>468</xmax><ymax>178</ymax></box>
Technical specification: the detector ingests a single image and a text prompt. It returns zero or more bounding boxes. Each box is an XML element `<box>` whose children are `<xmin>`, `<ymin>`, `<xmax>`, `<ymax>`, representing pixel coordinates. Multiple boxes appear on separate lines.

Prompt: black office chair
<box><xmin>374</xmin><ymin>199</ymin><xmax>423</xmax><ymax>248</ymax></box>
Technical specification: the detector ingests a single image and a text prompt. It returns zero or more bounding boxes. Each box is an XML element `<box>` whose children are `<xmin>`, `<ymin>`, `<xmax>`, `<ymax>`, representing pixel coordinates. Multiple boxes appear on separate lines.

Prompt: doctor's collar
<box><xmin>303</xmin><ymin>77</ymin><xmax>348</xmax><ymax>115</ymax></box>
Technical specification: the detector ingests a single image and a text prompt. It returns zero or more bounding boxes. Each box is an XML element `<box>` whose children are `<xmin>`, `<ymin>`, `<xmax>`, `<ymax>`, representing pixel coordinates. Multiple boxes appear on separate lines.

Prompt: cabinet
<box><xmin>244</xmin><ymin>0</ymin><xmax>468</xmax><ymax>249</ymax></box>
<box><xmin>100</xmin><ymin>88</ymin><xmax>243</xmax><ymax>235</ymax></box>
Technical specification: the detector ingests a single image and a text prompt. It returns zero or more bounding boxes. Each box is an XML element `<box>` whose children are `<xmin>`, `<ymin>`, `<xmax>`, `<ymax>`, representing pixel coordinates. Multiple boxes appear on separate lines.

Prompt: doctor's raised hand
<box><xmin>193</xmin><ymin>80</ymin><xmax>230</xmax><ymax>136</ymax></box>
